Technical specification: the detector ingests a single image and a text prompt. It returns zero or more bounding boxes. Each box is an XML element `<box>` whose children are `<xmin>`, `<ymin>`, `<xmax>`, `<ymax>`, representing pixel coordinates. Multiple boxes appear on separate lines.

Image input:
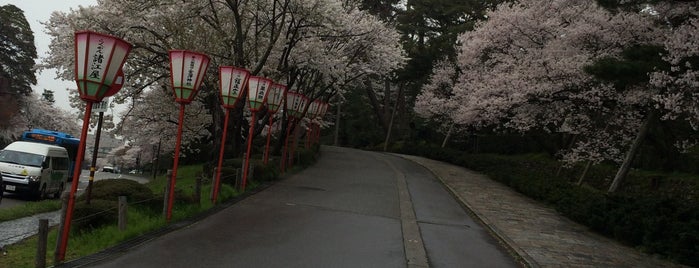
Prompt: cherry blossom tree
<box><xmin>119</xmin><ymin>86</ymin><xmax>210</xmax><ymax>157</ymax></box>
<box><xmin>40</xmin><ymin>0</ymin><xmax>404</xmax><ymax>164</ymax></box>
<box><xmin>0</xmin><ymin>92</ymin><xmax>80</xmax><ymax>142</ymax></box>
<box><xmin>415</xmin><ymin>0</ymin><xmax>699</xmax><ymax>191</ymax></box>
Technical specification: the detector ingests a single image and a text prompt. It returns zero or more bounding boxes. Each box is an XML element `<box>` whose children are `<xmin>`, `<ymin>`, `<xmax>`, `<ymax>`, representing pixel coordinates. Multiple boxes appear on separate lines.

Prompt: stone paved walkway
<box><xmin>0</xmin><ymin>211</ymin><xmax>60</xmax><ymax>248</ymax></box>
<box><xmin>396</xmin><ymin>154</ymin><xmax>686</xmax><ymax>268</ymax></box>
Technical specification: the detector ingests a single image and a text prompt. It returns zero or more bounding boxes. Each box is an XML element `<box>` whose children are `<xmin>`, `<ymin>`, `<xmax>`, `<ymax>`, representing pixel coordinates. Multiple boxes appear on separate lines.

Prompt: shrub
<box><xmin>72</xmin><ymin>199</ymin><xmax>118</xmax><ymax>233</ymax></box>
<box><xmin>218</xmin><ymin>166</ymin><xmax>240</xmax><ymax>187</ymax></box>
<box><xmin>77</xmin><ymin>179</ymin><xmax>158</xmax><ymax>212</ymax></box>
<box><xmin>78</xmin><ymin>179</ymin><xmax>154</xmax><ymax>203</ymax></box>
<box><xmin>252</xmin><ymin>162</ymin><xmax>279</xmax><ymax>182</ymax></box>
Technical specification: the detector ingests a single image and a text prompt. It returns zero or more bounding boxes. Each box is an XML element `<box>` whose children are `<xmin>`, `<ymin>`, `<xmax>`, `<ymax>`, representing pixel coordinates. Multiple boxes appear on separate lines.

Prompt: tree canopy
<box><xmin>0</xmin><ymin>4</ymin><xmax>37</xmax><ymax>97</ymax></box>
<box><xmin>41</xmin><ymin>0</ymin><xmax>406</xmax><ymax>161</ymax></box>
<box><xmin>415</xmin><ymin>0</ymin><xmax>699</xmax><ymax>191</ymax></box>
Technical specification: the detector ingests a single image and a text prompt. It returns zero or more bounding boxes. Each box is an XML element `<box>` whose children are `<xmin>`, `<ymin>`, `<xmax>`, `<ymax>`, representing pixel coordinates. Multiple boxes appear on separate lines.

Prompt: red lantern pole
<box><xmin>281</xmin><ymin>117</ymin><xmax>293</xmax><ymax>173</ymax></box>
<box><xmin>59</xmin><ymin>30</ymin><xmax>132</xmax><ymax>262</ymax></box>
<box><xmin>166</xmin><ymin>103</ymin><xmax>186</xmax><ymax>221</ymax></box>
<box><xmin>263</xmin><ymin>116</ymin><xmax>274</xmax><ymax>164</ymax></box>
<box><xmin>56</xmin><ymin>102</ymin><xmax>93</xmax><ymax>261</ymax></box>
<box><xmin>212</xmin><ymin>108</ymin><xmax>230</xmax><ymax>204</ymax></box>
<box><xmin>242</xmin><ymin>113</ymin><xmax>256</xmax><ymax>191</ymax></box>
<box><xmin>215</xmin><ymin>66</ymin><xmax>250</xmax><ymax>202</ymax></box>
<box><xmin>305</xmin><ymin>125</ymin><xmax>312</xmax><ymax>148</ymax></box>
<box><xmin>316</xmin><ymin>124</ymin><xmax>321</xmax><ymax>144</ymax></box>
<box><xmin>290</xmin><ymin>124</ymin><xmax>299</xmax><ymax>165</ymax></box>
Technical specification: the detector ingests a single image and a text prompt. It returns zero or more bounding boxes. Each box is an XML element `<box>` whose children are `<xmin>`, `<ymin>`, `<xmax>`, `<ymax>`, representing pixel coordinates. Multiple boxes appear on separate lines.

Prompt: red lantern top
<box><xmin>219</xmin><ymin>66</ymin><xmax>250</xmax><ymax>109</ymax></box>
<box><xmin>247</xmin><ymin>76</ymin><xmax>273</xmax><ymax>111</ymax></box>
<box><xmin>169</xmin><ymin>50</ymin><xmax>210</xmax><ymax>104</ymax></box>
<box><xmin>74</xmin><ymin>31</ymin><xmax>132</xmax><ymax>102</ymax></box>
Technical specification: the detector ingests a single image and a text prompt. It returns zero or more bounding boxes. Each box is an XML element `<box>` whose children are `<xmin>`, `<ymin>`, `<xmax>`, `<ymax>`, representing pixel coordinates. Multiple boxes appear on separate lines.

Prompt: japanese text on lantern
<box><xmin>185</xmin><ymin>56</ymin><xmax>195</xmax><ymax>87</ymax></box>
<box><xmin>294</xmin><ymin>98</ymin><xmax>300</xmax><ymax>111</ymax></box>
<box><xmin>233</xmin><ymin>76</ymin><xmax>241</xmax><ymax>93</ymax></box>
<box><xmin>257</xmin><ymin>84</ymin><xmax>267</xmax><ymax>100</ymax></box>
<box><xmin>89</xmin><ymin>39</ymin><xmax>105</xmax><ymax>79</ymax></box>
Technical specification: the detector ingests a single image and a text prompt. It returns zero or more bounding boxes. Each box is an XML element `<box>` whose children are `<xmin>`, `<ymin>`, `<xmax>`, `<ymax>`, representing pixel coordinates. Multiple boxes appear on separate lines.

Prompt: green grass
<box><xmin>0</xmin><ymin>199</ymin><xmax>62</xmax><ymax>222</ymax></box>
<box><xmin>0</xmin><ymin>150</ymin><xmax>316</xmax><ymax>268</ymax></box>
<box><xmin>0</xmin><ymin>208</ymin><xmax>168</xmax><ymax>268</ymax></box>
<box><xmin>0</xmin><ymin>163</ymin><xmax>279</xmax><ymax>267</ymax></box>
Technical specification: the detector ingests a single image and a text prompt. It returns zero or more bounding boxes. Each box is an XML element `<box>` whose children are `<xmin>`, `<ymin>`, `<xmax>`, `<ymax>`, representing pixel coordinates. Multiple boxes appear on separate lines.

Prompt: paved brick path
<box><xmin>396</xmin><ymin>154</ymin><xmax>686</xmax><ymax>268</ymax></box>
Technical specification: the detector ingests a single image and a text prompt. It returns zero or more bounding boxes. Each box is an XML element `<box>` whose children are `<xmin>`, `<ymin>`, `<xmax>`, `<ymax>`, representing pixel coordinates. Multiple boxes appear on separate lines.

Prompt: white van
<box><xmin>0</xmin><ymin>141</ymin><xmax>69</xmax><ymax>199</ymax></box>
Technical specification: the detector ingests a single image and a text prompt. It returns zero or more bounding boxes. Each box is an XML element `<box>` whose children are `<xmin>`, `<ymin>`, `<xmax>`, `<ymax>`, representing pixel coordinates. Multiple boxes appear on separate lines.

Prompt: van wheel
<box><xmin>36</xmin><ymin>184</ymin><xmax>47</xmax><ymax>200</ymax></box>
<box><xmin>53</xmin><ymin>183</ymin><xmax>64</xmax><ymax>199</ymax></box>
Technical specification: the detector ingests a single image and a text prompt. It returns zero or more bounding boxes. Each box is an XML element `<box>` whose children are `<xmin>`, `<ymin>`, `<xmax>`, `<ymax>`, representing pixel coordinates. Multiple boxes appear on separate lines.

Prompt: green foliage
<box><xmin>0</xmin><ymin>4</ymin><xmax>37</xmax><ymax>96</ymax></box>
<box><xmin>295</xmin><ymin>146</ymin><xmax>319</xmax><ymax>168</ymax></box>
<box><xmin>0</xmin><ymin>199</ymin><xmax>61</xmax><ymax>221</ymax></box>
<box><xmin>584</xmin><ymin>45</ymin><xmax>669</xmax><ymax>90</ymax></box>
<box><xmin>72</xmin><ymin>180</ymin><xmax>156</xmax><ymax>233</ymax></box>
<box><xmin>0</xmin><ymin>161</ymin><xmax>281</xmax><ymax>267</ymax></box>
<box><xmin>78</xmin><ymin>179</ymin><xmax>154</xmax><ymax>203</ymax></box>
<box><xmin>252</xmin><ymin>162</ymin><xmax>279</xmax><ymax>182</ymax></box>
<box><xmin>72</xmin><ymin>199</ymin><xmax>118</xmax><ymax>233</ymax></box>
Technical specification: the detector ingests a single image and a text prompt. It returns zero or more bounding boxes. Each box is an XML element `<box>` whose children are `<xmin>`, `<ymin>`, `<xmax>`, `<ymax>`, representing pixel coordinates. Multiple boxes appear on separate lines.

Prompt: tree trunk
<box><xmin>383</xmin><ymin>101</ymin><xmax>397</xmax><ymax>152</ymax></box>
<box><xmin>577</xmin><ymin>161</ymin><xmax>592</xmax><ymax>186</ymax></box>
<box><xmin>441</xmin><ymin>124</ymin><xmax>454</xmax><ymax>148</ymax></box>
<box><xmin>556</xmin><ymin>134</ymin><xmax>577</xmax><ymax>177</ymax></box>
<box><xmin>608</xmin><ymin>110</ymin><xmax>655</xmax><ymax>193</ymax></box>
<box><xmin>334</xmin><ymin>101</ymin><xmax>341</xmax><ymax>146</ymax></box>
<box><xmin>364</xmin><ymin>79</ymin><xmax>389</xmax><ymax>133</ymax></box>
<box><xmin>383</xmin><ymin>83</ymin><xmax>403</xmax><ymax>151</ymax></box>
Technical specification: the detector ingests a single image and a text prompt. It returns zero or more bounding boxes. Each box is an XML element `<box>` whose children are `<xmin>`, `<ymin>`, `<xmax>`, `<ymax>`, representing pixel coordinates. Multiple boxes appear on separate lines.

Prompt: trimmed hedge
<box><xmin>77</xmin><ymin>179</ymin><xmax>154</xmax><ymax>203</ymax></box>
<box><xmin>73</xmin><ymin>179</ymin><xmax>158</xmax><ymax>232</ymax></box>
<box><xmin>395</xmin><ymin>143</ymin><xmax>699</xmax><ymax>266</ymax></box>
<box><xmin>72</xmin><ymin>199</ymin><xmax>118</xmax><ymax>233</ymax></box>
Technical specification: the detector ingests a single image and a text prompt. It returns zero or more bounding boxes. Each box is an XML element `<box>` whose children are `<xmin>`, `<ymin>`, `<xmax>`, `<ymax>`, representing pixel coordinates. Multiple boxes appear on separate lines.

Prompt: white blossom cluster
<box><xmin>415</xmin><ymin>0</ymin><xmax>699</xmax><ymax>166</ymax></box>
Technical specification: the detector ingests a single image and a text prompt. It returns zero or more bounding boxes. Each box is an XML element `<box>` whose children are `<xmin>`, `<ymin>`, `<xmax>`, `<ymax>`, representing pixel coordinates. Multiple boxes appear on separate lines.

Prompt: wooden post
<box><xmin>194</xmin><ymin>175</ymin><xmax>202</xmax><ymax>207</ymax></box>
<box><xmin>210</xmin><ymin>167</ymin><xmax>217</xmax><ymax>203</ymax></box>
<box><xmin>118</xmin><ymin>196</ymin><xmax>127</xmax><ymax>231</ymax></box>
<box><xmin>36</xmin><ymin>219</ymin><xmax>48</xmax><ymax>268</ymax></box>
<box><xmin>236</xmin><ymin>168</ymin><xmax>242</xmax><ymax>191</ymax></box>
<box><xmin>163</xmin><ymin>169</ymin><xmax>172</xmax><ymax>217</ymax></box>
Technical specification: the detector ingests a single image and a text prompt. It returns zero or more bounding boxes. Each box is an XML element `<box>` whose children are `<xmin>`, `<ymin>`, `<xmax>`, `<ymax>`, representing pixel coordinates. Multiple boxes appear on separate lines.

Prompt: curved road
<box><xmin>88</xmin><ymin>146</ymin><xmax>518</xmax><ymax>268</ymax></box>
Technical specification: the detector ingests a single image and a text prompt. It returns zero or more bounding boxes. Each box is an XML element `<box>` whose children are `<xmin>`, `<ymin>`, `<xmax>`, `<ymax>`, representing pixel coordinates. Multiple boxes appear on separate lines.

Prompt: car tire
<box><xmin>36</xmin><ymin>184</ymin><xmax>47</xmax><ymax>200</ymax></box>
<box><xmin>53</xmin><ymin>183</ymin><xmax>64</xmax><ymax>199</ymax></box>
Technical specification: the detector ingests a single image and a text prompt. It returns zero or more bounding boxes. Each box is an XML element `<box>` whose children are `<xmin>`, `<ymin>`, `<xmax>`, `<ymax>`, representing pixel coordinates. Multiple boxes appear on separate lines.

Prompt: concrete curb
<box><xmin>392</xmin><ymin>153</ymin><xmax>538</xmax><ymax>268</ymax></box>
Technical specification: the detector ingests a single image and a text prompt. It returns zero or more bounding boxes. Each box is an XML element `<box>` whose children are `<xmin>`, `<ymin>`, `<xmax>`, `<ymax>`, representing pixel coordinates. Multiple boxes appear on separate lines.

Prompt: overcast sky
<box><xmin>1</xmin><ymin>0</ymin><xmax>104</xmax><ymax>115</ymax></box>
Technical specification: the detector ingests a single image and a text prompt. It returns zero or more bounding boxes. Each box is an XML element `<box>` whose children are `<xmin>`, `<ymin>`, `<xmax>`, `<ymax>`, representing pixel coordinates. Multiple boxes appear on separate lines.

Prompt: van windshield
<box><xmin>0</xmin><ymin>150</ymin><xmax>44</xmax><ymax>167</ymax></box>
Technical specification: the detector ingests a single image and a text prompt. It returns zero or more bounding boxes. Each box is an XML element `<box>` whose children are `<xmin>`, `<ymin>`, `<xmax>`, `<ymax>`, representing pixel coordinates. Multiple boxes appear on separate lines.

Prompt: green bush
<box><xmin>77</xmin><ymin>179</ymin><xmax>159</xmax><ymax>213</ymax></box>
<box><xmin>218</xmin><ymin>166</ymin><xmax>240</xmax><ymax>186</ymax></box>
<box><xmin>72</xmin><ymin>199</ymin><xmax>118</xmax><ymax>233</ymax></box>
<box><xmin>78</xmin><ymin>179</ymin><xmax>154</xmax><ymax>203</ymax></box>
<box><xmin>252</xmin><ymin>162</ymin><xmax>279</xmax><ymax>182</ymax></box>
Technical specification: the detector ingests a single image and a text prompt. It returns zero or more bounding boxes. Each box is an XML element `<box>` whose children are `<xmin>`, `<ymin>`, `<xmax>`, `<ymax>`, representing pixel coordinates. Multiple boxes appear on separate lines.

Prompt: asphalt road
<box><xmin>87</xmin><ymin>146</ymin><xmax>517</xmax><ymax>268</ymax></box>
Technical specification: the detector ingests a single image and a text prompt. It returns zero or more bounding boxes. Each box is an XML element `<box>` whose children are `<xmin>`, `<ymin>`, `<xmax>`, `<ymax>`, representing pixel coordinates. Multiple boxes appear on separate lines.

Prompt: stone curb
<box><xmin>392</xmin><ymin>153</ymin><xmax>537</xmax><ymax>268</ymax></box>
